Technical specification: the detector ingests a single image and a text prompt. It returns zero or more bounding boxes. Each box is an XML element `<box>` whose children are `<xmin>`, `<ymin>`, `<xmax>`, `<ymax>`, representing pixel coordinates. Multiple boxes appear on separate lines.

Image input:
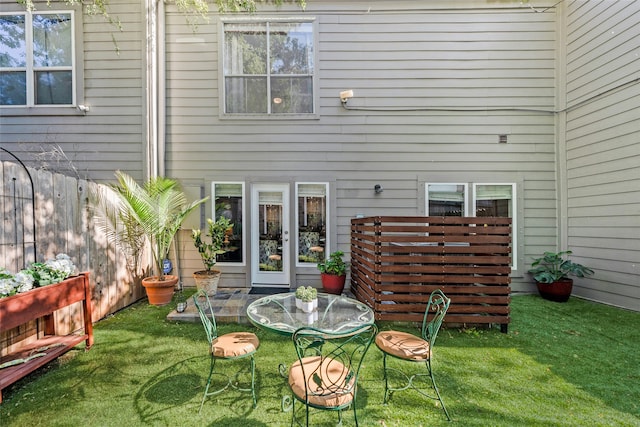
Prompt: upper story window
<box><xmin>0</xmin><ymin>12</ymin><xmax>75</xmax><ymax>107</ymax></box>
<box><xmin>222</xmin><ymin>20</ymin><xmax>315</xmax><ymax>116</ymax></box>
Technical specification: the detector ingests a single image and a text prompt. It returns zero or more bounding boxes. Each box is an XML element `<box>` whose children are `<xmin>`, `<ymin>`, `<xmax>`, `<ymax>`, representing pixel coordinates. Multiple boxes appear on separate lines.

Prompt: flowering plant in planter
<box><xmin>0</xmin><ymin>254</ymin><xmax>76</xmax><ymax>298</ymax></box>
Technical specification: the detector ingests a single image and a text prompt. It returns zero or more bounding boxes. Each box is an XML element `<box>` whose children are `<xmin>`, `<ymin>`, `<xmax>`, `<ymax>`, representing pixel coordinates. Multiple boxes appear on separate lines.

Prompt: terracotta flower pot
<box><xmin>142</xmin><ymin>275</ymin><xmax>178</xmax><ymax>306</ymax></box>
<box><xmin>321</xmin><ymin>273</ymin><xmax>346</xmax><ymax>295</ymax></box>
<box><xmin>536</xmin><ymin>278</ymin><xmax>573</xmax><ymax>302</ymax></box>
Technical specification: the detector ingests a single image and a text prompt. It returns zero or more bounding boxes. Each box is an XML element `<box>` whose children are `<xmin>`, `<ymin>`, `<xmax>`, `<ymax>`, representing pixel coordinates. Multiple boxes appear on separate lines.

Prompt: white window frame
<box><xmin>472</xmin><ymin>183</ymin><xmax>517</xmax><ymax>271</ymax></box>
<box><xmin>219</xmin><ymin>17</ymin><xmax>319</xmax><ymax>120</ymax></box>
<box><xmin>295</xmin><ymin>182</ymin><xmax>330</xmax><ymax>268</ymax></box>
<box><xmin>211</xmin><ymin>181</ymin><xmax>246</xmax><ymax>266</ymax></box>
<box><xmin>425</xmin><ymin>183</ymin><xmax>468</xmax><ymax>216</ymax></box>
<box><xmin>0</xmin><ymin>8</ymin><xmax>84</xmax><ymax>116</ymax></box>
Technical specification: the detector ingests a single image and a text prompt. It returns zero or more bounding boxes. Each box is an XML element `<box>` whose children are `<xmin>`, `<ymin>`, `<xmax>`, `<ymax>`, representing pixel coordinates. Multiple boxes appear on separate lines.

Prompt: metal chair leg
<box><xmin>199</xmin><ymin>356</ymin><xmax>216</xmax><ymax>413</ymax></box>
<box><xmin>427</xmin><ymin>359</ymin><xmax>451</xmax><ymax>421</ymax></box>
<box><xmin>250</xmin><ymin>354</ymin><xmax>257</xmax><ymax>408</ymax></box>
<box><xmin>382</xmin><ymin>352</ymin><xmax>391</xmax><ymax>404</ymax></box>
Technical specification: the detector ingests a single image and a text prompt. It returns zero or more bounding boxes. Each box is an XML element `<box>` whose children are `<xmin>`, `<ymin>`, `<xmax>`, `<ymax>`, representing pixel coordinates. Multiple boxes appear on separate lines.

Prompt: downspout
<box><xmin>146</xmin><ymin>0</ymin><xmax>158</xmax><ymax>179</ymax></box>
<box><xmin>146</xmin><ymin>0</ymin><xmax>165</xmax><ymax>178</ymax></box>
<box><xmin>555</xmin><ymin>2</ymin><xmax>568</xmax><ymax>251</ymax></box>
<box><xmin>157</xmin><ymin>0</ymin><xmax>166</xmax><ymax>177</ymax></box>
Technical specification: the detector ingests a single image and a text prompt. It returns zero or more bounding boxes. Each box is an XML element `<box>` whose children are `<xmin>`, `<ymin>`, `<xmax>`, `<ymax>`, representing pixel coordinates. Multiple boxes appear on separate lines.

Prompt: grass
<box><xmin>1</xmin><ymin>293</ymin><xmax>639</xmax><ymax>426</ymax></box>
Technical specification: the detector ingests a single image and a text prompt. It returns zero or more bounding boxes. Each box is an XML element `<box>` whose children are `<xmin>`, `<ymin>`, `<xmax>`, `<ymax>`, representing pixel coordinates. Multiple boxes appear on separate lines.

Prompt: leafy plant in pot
<box><xmin>528</xmin><ymin>250</ymin><xmax>594</xmax><ymax>302</ymax></box>
<box><xmin>317</xmin><ymin>250</ymin><xmax>347</xmax><ymax>295</ymax></box>
<box><xmin>103</xmin><ymin>171</ymin><xmax>206</xmax><ymax>306</ymax></box>
<box><xmin>191</xmin><ymin>217</ymin><xmax>232</xmax><ymax>295</ymax></box>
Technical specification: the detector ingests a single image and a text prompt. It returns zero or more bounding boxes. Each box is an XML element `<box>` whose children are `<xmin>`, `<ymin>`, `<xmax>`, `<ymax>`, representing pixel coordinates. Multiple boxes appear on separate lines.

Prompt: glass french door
<box><xmin>251</xmin><ymin>183</ymin><xmax>290</xmax><ymax>286</ymax></box>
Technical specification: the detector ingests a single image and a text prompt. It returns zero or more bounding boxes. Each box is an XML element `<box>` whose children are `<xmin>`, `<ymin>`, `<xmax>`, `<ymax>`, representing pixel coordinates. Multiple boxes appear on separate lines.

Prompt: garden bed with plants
<box><xmin>0</xmin><ymin>256</ymin><xmax>92</xmax><ymax>403</ymax></box>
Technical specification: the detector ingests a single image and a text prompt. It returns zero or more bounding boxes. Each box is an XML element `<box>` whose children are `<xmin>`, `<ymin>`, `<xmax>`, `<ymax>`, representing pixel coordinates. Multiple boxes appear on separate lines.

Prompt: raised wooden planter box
<box><xmin>350</xmin><ymin>217</ymin><xmax>512</xmax><ymax>332</ymax></box>
<box><xmin>0</xmin><ymin>272</ymin><xmax>93</xmax><ymax>403</ymax></box>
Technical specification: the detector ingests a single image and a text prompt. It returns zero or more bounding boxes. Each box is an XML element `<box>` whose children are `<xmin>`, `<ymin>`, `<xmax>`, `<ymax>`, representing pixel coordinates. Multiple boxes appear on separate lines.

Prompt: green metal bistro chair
<box><xmin>284</xmin><ymin>323</ymin><xmax>377</xmax><ymax>426</ymax></box>
<box><xmin>375</xmin><ymin>289</ymin><xmax>451</xmax><ymax>421</ymax></box>
<box><xmin>192</xmin><ymin>290</ymin><xmax>259</xmax><ymax>412</ymax></box>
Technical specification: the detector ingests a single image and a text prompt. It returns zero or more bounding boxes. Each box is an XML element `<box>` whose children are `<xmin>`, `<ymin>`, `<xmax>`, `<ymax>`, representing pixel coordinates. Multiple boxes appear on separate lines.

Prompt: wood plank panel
<box><xmin>351</xmin><ymin>216</ymin><xmax>512</xmax><ymax>331</ymax></box>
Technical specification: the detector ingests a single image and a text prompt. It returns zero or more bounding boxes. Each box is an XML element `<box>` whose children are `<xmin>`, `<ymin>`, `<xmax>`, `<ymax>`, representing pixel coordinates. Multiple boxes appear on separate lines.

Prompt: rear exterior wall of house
<box><xmin>164</xmin><ymin>0</ymin><xmax>559</xmax><ymax>294</ymax></box>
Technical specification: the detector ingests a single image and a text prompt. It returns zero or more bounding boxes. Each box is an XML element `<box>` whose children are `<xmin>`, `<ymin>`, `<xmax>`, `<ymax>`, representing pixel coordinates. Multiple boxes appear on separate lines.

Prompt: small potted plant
<box><xmin>317</xmin><ymin>250</ymin><xmax>347</xmax><ymax>295</ymax></box>
<box><xmin>191</xmin><ymin>217</ymin><xmax>232</xmax><ymax>295</ymax></box>
<box><xmin>298</xmin><ymin>286</ymin><xmax>316</xmax><ymax>313</ymax></box>
<box><xmin>295</xmin><ymin>286</ymin><xmax>317</xmax><ymax>311</ymax></box>
<box><xmin>528</xmin><ymin>250</ymin><xmax>594</xmax><ymax>302</ymax></box>
<box><xmin>295</xmin><ymin>285</ymin><xmax>306</xmax><ymax>309</ymax></box>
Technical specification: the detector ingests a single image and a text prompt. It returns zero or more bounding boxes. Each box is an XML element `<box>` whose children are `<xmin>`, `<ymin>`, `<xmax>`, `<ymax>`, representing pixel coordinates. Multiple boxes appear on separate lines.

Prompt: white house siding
<box><xmin>563</xmin><ymin>0</ymin><xmax>640</xmax><ymax>310</ymax></box>
<box><xmin>0</xmin><ymin>0</ymin><xmax>146</xmax><ymax>181</ymax></box>
<box><xmin>164</xmin><ymin>1</ymin><xmax>560</xmax><ymax>291</ymax></box>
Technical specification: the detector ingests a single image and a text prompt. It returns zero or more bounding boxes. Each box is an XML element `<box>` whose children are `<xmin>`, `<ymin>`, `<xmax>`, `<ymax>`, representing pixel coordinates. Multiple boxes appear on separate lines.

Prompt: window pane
<box><xmin>271</xmin><ymin>76</ymin><xmax>313</xmax><ymax>114</ymax></box>
<box><xmin>297</xmin><ymin>184</ymin><xmax>327</xmax><ymax>264</ymax></box>
<box><xmin>476</xmin><ymin>184</ymin><xmax>513</xmax><ymax>217</ymax></box>
<box><xmin>0</xmin><ymin>71</ymin><xmax>27</xmax><ymax>105</ymax></box>
<box><xmin>270</xmin><ymin>22</ymin><xmax>313</xmax><ymax>74</ymax></box>
<box><xmin>224</xmin><ymin>23</ymin><xmax>267</xmax><ymax>75</ymax></box>
<box><xmin>33</xmin><ymin>14</ymin><xmax>72</xmax><ymax>67</ymax></box>
<box><xmin>428</xmin><ymin>184</ymin><xmax>465</xmax><ymax>216</ymax></box>
<box><xmin>259</xmin><ymin>191</ymin><xmax>283</xmax><ymax>272</ymax></box>
<box><xmin>225</xmin><ymin>76</ymin><xmax>267</xmax><ymax>113</ymax></box>
<box><xmin>213</xmin><ymin>183</ymin><xmax>243</xmax><ymax>263</ymax></box>
<box><xmin>0</xmin><ymin>15</ymin><xmax>26</xmax><ymax>67</ymax></box>
<box><xmin>35</xmin><ymin>70</ymin><xmax>72</xmax><ymax>104</ymax></box>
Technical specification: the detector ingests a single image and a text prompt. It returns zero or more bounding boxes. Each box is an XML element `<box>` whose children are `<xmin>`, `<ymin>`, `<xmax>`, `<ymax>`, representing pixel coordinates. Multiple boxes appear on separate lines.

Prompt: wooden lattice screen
<box><xmin>350</xmin><ymin>216</ymin><xmax>512</xmax><ymax>332</ymax></box>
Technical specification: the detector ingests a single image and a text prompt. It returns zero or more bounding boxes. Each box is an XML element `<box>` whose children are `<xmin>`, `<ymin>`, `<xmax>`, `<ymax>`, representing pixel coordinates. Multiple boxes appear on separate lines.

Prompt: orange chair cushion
<box><xmin>375</xmin><ymin>331</ymin><xmax>431</xmax><ymax>361</ymax></box>
<box><xmin>211</xmin><ymin>332</ymin><xmax>259</xmax><ymax>358</ymax></box>
<box><xmin>288</xmin><ymin>356</ymin><xmax>355</xmax><ymax>408</ymax></box>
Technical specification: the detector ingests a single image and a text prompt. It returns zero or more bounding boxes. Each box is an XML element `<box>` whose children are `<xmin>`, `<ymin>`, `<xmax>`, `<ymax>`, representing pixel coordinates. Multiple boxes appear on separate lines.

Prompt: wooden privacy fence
<box><xmin>350</xmin><ymin>216</ymin><xmax>512</xmax><ymax>332</ymax></box>
<box><xmin>0</xmin><ymin>158</ymin><xmax>140</xmax><ymax>357</ymax></box>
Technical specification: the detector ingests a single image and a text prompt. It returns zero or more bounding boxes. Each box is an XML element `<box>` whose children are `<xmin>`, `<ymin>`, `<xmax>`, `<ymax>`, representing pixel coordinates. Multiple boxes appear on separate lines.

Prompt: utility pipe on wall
<box><xmin>146</xmin><ymin>0</ymin><xmax>166</xmax><ymax>179</ymax></box>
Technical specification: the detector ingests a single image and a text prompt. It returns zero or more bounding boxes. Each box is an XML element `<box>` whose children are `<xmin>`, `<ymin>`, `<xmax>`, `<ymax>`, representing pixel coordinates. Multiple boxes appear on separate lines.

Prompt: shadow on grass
<box><xmin>134</xmin><ymin>355</ymin><xmax>266</xmax><ymax>424</ymax></box>
<box><xmin>134</xmin><ymin>356</ymin><xmax>202</xmax><ymax>423</ymax></box>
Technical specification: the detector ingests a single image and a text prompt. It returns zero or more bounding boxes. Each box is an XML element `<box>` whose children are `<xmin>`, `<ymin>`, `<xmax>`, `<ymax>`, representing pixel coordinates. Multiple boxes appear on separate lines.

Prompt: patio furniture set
<box><xmin>192</xmin><ymin>288</ymin><xmax>452</xmax><ymax>426</ymax></box>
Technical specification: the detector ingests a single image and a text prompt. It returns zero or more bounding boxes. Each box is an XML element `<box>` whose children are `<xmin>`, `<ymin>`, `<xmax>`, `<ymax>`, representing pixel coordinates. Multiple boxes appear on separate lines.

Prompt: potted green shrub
<box><xmin>528</xmin><ymin>250</ymin><xmax>594</xmax><ymax>302</ymax></box>
<box><xmin>100</xmin><ymin>171</ymin><xmax>206</xmax><ymax>306</ymax></box>
<box><xmin>191</xmin><ymin>217</ymin><xmax>232</xmax><ymax>295</ymax></box>
<box><xmin>295</xmin><ymin>285</ymin><xmax>317</xmax><ymax>311</ymax></box>
<box><xmin>317</xmin><ymin>250</ymin><xmax>347</xmax><ymax>295</ymax></box>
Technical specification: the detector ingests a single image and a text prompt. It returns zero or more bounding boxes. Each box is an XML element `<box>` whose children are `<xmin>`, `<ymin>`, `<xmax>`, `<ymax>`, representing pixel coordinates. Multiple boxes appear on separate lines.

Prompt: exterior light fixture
<box><xmin>340</xmin><ymin>90</ymin><xmax>354</xmax><ymax>103</ymax></box>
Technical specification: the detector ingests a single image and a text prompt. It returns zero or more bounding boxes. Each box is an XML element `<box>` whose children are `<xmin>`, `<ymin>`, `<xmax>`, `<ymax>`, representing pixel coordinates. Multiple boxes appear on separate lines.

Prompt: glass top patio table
<box><xmin>246</xmin><ymin>292</ymin><xmax>374</xmax><ymax>336</ymax></box>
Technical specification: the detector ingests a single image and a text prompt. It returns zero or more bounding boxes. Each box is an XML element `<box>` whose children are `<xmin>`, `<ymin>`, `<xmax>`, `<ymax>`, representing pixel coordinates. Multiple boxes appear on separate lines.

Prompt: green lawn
<box><xmin>1</xmin><ymin>294</ymin><xmax>639</xmax><ymax>426</ymax></box>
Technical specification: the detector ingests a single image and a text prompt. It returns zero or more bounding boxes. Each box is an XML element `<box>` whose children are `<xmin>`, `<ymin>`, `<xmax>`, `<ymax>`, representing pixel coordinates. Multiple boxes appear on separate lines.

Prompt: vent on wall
<box><xmin>498</xmin><ymin>134</ymin><xmax>508</xmax><ymax>144</ymax></box>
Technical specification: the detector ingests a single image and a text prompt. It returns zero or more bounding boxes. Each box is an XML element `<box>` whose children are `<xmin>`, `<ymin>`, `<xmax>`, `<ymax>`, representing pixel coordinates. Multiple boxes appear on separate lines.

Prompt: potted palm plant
<box><xmin>317</xmin><ymin>250</ymin><xmax>347</xmax><ymax>295</ymax></box>
<box><xmin>103</xmin><ymin>171</ymin><xmax>206</xmax><ymax>306</ymax></box>
<box><xmin>528</xmin><ymin>250</ymin><xmax>594</xmax><ymax>302</ymax></box>
<box><xmin>191</xmin><ymin>217</ymin><xmax>232</xmax><ymax>295</ymax></box>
